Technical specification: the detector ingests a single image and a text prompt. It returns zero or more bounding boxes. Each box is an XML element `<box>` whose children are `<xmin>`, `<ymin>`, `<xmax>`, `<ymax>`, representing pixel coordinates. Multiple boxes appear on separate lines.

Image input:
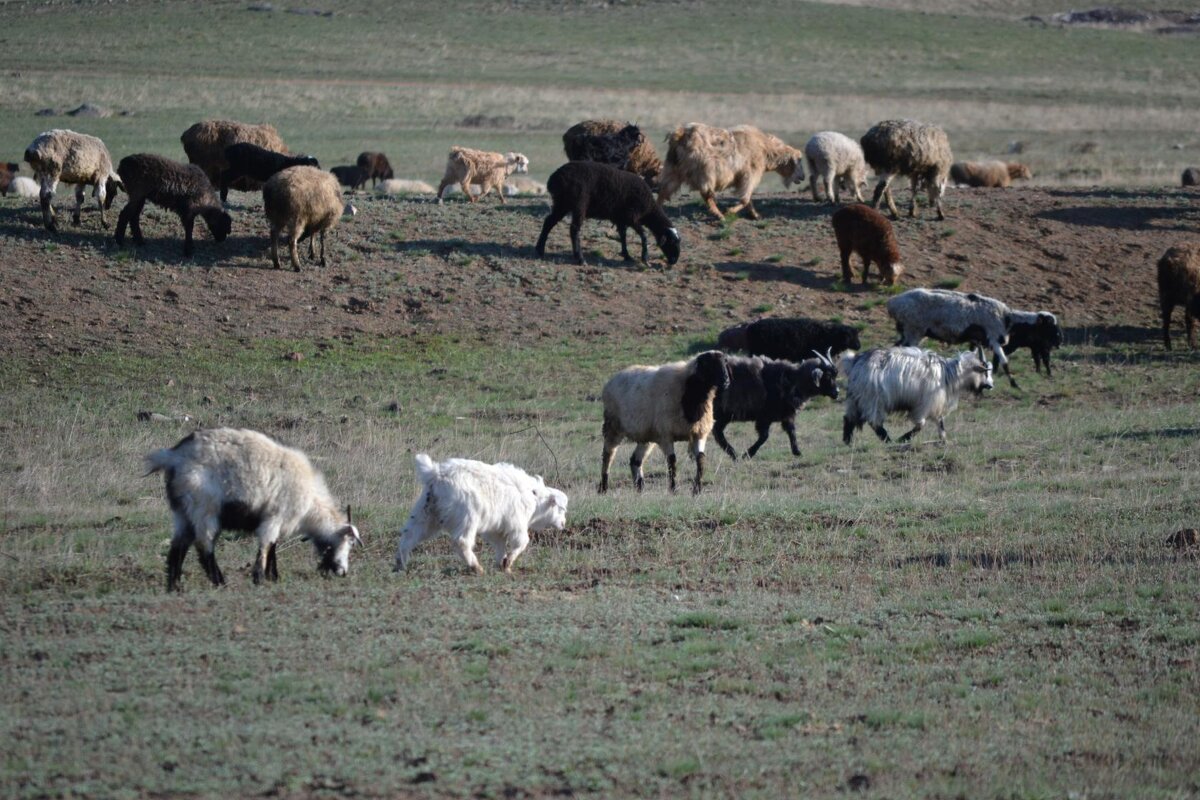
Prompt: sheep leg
<box><xmin>808</xmin><ymin>173</ymin><xmax>821</xmax><ymax>202</ymax></box>
<box><xmin>843</xmin><ymin>416</ymin><xmax>856</xmax><ymax>445</ymax></box>
<box><xmin>937</xmin><ymin>418</ymin><xmax>947</xmax><ymax>442</ymax></box>
<box><xmin>907</xmin><ymin>176</ymin><xmax>921</xmax><ymax>218</ymax></box>
<box><xmin>462</xmin><ymin>180</ymin><xmax>477</xmax><ymax>203</ymax></box>
<box><xmin>195</xmin><ymin>536</ymin><xmax>226</xmax><ymax>587</ymax></box>
<box><xmin>823</xmin><ymin>172</ymin><xmax>837</xmax><ymax>204</ymax></box>
<box><xmin>266</xmin><ymin>542</ymin><xmax>279</xmax><ymax>581</ymax></box>
<box><xmin>872</xmin><ymin>174</ymin><xmax>900</xmax><ymax>219</ymax></box>
<box><xmin>39</xmin><ymin>177</ymin><xmax>59</xmax><ymax>231</ymax></box>
<box><xmin>317</xmin><ymin>230</ymin><xmax>327</xmax><ymax>268</ymax></box>
<box><xmin>930</xmin><ymin>179</ymin><xmax>946</xmax><ymax>221</ymax></box>
<box><xmin>450</xmin><ymin>521</ymin><xmax>484</xmax><ymax>575</ymax></box>
<box><xmin>631</xmin><ymin>442</ymin><xmax>653</xmax><ymax>492</ymax></box>
<box><xmin>166</xmin><ymin>515</ymin><xmax>196</xmax><ymax>593</ymax></box>
<box><xmin>72</xmin><ymin>184</ymin><xmax>85</xmax><ymax>226</ymax></box>
<box><xmin>872</xmin><ymin>424</ymin><xmax>891</xmax><ymax>443</ymax></box>
<box><xmin>617</xmin><ymin>224</ymin><xmax>634</xmax><ymax>262</ymax></box>
<box><xmin>897</xmin><ymin>420</ymin><xmax>923</xmax><ymax>443</ymax></box>
<box><xmin>744</xmin><ymin>420</ymin><xmax>773</xmax><ymax>459</ymax></box>
<box><xmin>1187</xmin><ymin>309</ymin><xmax>1197</xmax><ymax>349</ymax></box>
<box><xmin>495</xmin><ymin>179</ymin><xmax>507</xmax><ymax>205</ymax></box>
<box><xmin>270</xmin><ymin>225</ymin><xmax>282</xmax><ymax>269</ymax></box>
<box><xmin>252</xmin><ymin>523</ymin><xmax>282</xmax><ymax>585</ymax></box>
<box><xmin>861</xmin><ymin>256</ymin><xmax>872</xmax><ymax>285</ymax></box>
<box><xmin>435</xmin><ymin>176</ymin><xmax>452</xmax><ymax>204</ymax></box>
<box><xmin>664</xmin><ymin>446</ymin><xmax>678</xmax><ymax>494</ymax></box>
<box><xmin>95</xmin><ymin>181</ymin><xmax>110</xmax><ymax>228</ymax></box>
<box><xmin>599</xmin><ymin>442</ymin><xmax>618</xmax><ymax>494</ymax></box>
<box><xmin>840</xmin><ymin>249</ymin><xmax>854</xmax><ymax>284</ymax></box>
<box><xmin>702</xmin><ymin>192</ymin><xmax>725</xmax><ymax>221</ymax></box>
<box><xmin>713</xmin><ymin>418</ymin><xmax>738</xmax><ymax>461</ymax></box>
<box><xmin>535</xmin><ymin>208</ymin><xmax>566</xmax><ymax>259</ymax></box>
<box><xmin>182</xmin><ymin>211</ymin><xmax>197</xmax><ymax>257</ymax></box>
<box><xmin>501</xmin><ymin>530</ymin><xmax>530</xmax><ymax>574</ymax></box>
<box><xmin>115</xmin><ymin>197</ymin><xmax>145</xmax><ymax>247</ymax></box>
<box><xmin>288</xmin><ymin>227</ymin><xmax>302</xmax><ymax>272</ymax></box>
<box><xmin>394</xmin><ymin>499</ymin><xmax>441</xmax><ymax>571</ymax></box>
<box><xmin>569</xmin><ymin>214</ymin><xmax>586</xmax><ymax>266</ymax></box>
<box><xmin>993</xmin><ymin>343</ymin><xmax>1018</xmax><ymax>389</ymax></box>
<box><xmin>689</xmin><ymin>439</ymin><xmax>706</xmax><ymax>495</ymax></box>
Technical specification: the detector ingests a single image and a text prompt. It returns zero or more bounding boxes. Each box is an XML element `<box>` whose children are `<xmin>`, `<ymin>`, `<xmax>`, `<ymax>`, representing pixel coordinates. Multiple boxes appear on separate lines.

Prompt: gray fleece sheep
<box><xmin>600</xmin><ymin>351</ymin><xmax>731</xmax><ymax>494</ymax></box>
<box><xmin>804</xmin><ymin>131</ymin><xmax>867</xmax><ymax>204</ymax></box>
<box><xmin>886</xmin><ymin>288</ymin><xmax>1015</xmax><ymax>386</ymax></box>
<box><xmin>861</xmin><ymin>120</ymin><xmax>953</xmax><ymax>220</ymax></box>
<box><xmin>115</xmin><ymin>153</ymin><xmax>232</xmax><ymax>257</ymax></box>
<box><xmin>24</xmin><ymin>129</ymin><xmax>122</xmax><ymax>231</ymax></box>
<box><xmin>262</xmin><ymin>165</ymin><xmax>354</xmax><ymax>271</ymax></box>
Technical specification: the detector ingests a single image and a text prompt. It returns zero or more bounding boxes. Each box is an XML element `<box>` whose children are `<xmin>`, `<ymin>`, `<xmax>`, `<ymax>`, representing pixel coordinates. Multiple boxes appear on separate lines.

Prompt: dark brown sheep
<box><xmin>832</xmin><ymin>204</ymin><xmax>904</xmax><ymax>286</ymax></box>
<box><xmin>1183</xmin><ymin>168</ymin><xmax>1200</xmax><ymax>188</ymax></box>
<box><xmin>563</xmin><ymin>120</ymin><xmax>662</xmax><ymax>187</ymax></box>
<box><xmin>356</xmin><ymin>152</ymin><xmax>394</xmax><ymax>187</ymax></box>
<box><xmin>1157</xmin><ymin>244</ymin><xmax>1200</xmax><ymax>349</ymax></box>
<box><xmin>0</xmin><ymin>161</ymin><xmax>17</xmax><ymax>196</ymax></box>
<box><xmin>180</xmin><ymin>120</ymin><xmax>289</xmax><ymax>200</ymax></box>
<box><xmin>331</xmin><ymin>165</ymin><xmax>368</xmax><ymax>191</ymax></box>
<box><xmin>115</xmin><ymin>154</ymin><xmax>232</xmax><ymax>257</ymax></box>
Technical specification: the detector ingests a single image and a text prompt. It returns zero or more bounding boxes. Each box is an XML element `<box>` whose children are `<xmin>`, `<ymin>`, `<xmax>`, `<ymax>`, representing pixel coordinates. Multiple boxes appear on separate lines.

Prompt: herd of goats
<box><xmin>4</xmin><ymin>115</ymin><xmax>1199</xmax><ymax>589</ymax></box>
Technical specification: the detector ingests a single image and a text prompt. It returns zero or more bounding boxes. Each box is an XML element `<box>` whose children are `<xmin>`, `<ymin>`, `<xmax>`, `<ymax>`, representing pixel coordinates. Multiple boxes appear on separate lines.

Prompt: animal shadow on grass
<box><xmin>1091</xmin><ymin>426</ymin><xmax>1200</xmax><ymax>442</ymax></box>
<box><xmin>0</xmin><ymin>204</ymin><xmax>116</xmax><ymax>245</ymax></box>
<box><xmin>714</xmin><ymin>260</ymin><xmax>839</xmax><ymax>291</ymax></box>
<box><xmin>1055</xmin><ymin>325</ymin><xmax>1197</xmax><ymax>365</ymax></box>
<box><xmin>395</xmin><ymin>237</ymin><xmax>517</xmax><ymax>262</ymax></box>
<box><xmin>1037</xmin><ymin>202</ymin><xmax>1199</xmax><ymax>232</ymax></box>
<box><xmin>662</xmin><ymin>194</ymin><xmax>827</xmax><ymax>225</ymax></box>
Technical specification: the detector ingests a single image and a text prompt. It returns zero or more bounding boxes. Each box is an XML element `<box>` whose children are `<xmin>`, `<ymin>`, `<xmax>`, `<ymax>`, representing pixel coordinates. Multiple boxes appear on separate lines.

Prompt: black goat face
<box><xmin>817</xmin><ymin>366</ymin><xmax>839</xmax><ymax>400</ymax></box>
<box><xmin>657</xmin><ymin>228</ymin><xmax>681</xmax><ymax>265</ymax></box>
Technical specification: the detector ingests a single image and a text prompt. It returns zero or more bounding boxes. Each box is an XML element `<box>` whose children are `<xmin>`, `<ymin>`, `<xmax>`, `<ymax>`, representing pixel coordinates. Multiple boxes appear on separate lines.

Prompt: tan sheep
<box><xmin>23</xmin><ymin>129</ymin><xmax>121</xmax><ymax>231</ymax></box>
<box><xmin>436</xmin><ymin>147</ymin><xmax>529</xmax><ymax>205</ymax></box>
<box><xmin>180</xmin><ymin>119</ymin><xmax>289</xmax><ymax>200</ymax></box>
<box><xmin>950</xmin><ymin>160</ymin><xmax>1033</xmax><ymax>188</ymax></box>
<box><xmin>861</xmin><ymin>119</ymin><xmax>953</xmax><ymax>220</ymax></box>
<box><xmin>262</xmin><ymin>166</ymin><xmax>353</xmax><ymax>271</ymax></box>
<box><xmin>656</xmin><ymin>123</ymin><xmax>805</xmax><ymax>221</ymax></box>
<box><xmin>1157</xmin><ymin>244</ymin><xmax>1200</xmax><ymax>350</ymax></box>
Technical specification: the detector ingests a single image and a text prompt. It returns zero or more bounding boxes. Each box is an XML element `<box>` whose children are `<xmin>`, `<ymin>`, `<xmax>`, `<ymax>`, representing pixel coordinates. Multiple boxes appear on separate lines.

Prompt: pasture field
<box><xmin>1</xmin><ymin>1</ymin><xmax>1200</xmax><ymax>798</ymax></box>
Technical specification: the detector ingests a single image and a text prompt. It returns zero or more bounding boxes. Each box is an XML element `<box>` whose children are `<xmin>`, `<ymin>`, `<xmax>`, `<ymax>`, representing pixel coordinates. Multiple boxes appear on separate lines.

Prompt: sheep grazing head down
<box><xmin>656</xmin><ymin>227</ymin><xmax>681</xmax><ymax>266</ymax></box>
<box><xmin>780</xmin><ymin>155</ymin><xmax>806</xmax><ymax>189</ymax></box>
<box><xmin>305</xmin><ymin>506</ymin><xmax>363</xmax><ymax>577</ymax></box>
<box><xmin>530</xmin><ymin>480</ymin><xmax>570</xmax><ymax>533</ymax></box>
<box><xmin>207</xmin><ymin>209</ymin><xmax>233</xmax><ymax>242</ymax></box>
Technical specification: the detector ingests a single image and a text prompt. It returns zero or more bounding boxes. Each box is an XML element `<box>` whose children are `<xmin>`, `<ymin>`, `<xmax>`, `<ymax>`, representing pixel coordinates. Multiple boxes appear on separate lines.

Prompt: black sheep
<box><xmin>563</xmin><ymin>123</ymin><xmax>643</xmax><ymax>171</ymax></box>
<box><xmin>1000</xmin><ymin>312</ymin><xmax>1063</xmax><ymax>376</ymax></box>
<box><xmin>330</xmin><ymin>165</ymin><xmax>369</xmax><ymax>191</ymax></box>
<box><xmin>356</xmin><ymin>152</ymin><xmax>394</xmax><ymax>187</ymax></box>
<box><xmin>536</xmin><ymin>161</ymin><xmax>680</xmax><ymax>266</ymax></box>
<box><xmin>718</xmin><ymin>317</ymin><xmax>861</xmax><ymax>362</ymax></box>
<box><xmin>220</xmin><ymin>143</ymin><xmax>319</xmax><ymax>201</ymax></box>
<box><xmin>713</xmin><ymin>353</ymin><xmax>839</xmax><ymax>460</ymax></box>
<box><xmin>114</xmin><ymin>153</ymin><xmax>232</xmax><ymax>257</ymax></box>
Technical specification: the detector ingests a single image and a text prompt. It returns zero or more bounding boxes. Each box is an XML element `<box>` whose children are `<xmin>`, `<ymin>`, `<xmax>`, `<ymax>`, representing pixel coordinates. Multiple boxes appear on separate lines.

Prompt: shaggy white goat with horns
<box><xmin>144</xmin><ymin>428</ymin><xmax>362</xmax><ymax>591</ymax></box>
<box><xmin>393</xmin><ymin>454</ymin><xmax>568</xmax><ymax>575</ymax></box>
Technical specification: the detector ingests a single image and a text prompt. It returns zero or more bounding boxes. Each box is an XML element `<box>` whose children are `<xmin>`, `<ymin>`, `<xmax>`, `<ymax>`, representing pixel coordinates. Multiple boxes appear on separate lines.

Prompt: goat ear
<box><xmin>810</xmin><ymin>367</ymin><xmax>823</xmax><ymax>386</ymax></box>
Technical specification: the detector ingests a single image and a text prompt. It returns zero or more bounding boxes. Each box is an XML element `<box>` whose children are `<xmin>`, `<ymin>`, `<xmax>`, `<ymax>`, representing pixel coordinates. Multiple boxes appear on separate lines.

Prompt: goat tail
<box><xmin>142</xmin><ymin>448</ymin><xmax>176</xmax><ymax>477</ymax></box>
<box><xmin>413</xmin><ymin>453</ymin><xmax>439</xmax><ymax>486</ymax></box>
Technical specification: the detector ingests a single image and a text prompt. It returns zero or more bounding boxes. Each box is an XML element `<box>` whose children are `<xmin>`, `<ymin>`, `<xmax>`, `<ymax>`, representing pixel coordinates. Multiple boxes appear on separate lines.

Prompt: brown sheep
<box><xmin>1157</xmin><ymin>244</ymin><xmax>1200</xmax><ymax>350</ymax></box>
<box><xmin>832</xmin><ymin>204</ymin><xmax>904</xmax><ymax>286</ymax></box>
<box><xmin>180</xmin><ymin>120</ymin><xmax>289</xmax><ymax>201</ymax></box>
<box><xmin>436</xmin><ymin>147</ymin><xmax>529</xmax><ymax>204</ymax></box>
<box><xmin>115</xmin><ymin>153</ymin><xmax>232</xmax><ymax>257</ymax></box>
<box><xmin>950</xmin><ymin>160</ymin><xmax>1032</xmax><ymax>188</ymax></box>
<box><xmin>356</xmin><ymin>152</ymin><xmax>394</xmax><ymax>187</ymax></box>
<box><xmin>0</xmin><ymin>161</ymin><xmax>17</xmax><ymax>196</ymax></box>
<box><xmin>657</xmin><ymin>123</ymin><xmax>805</xmax><ymax>221</ymax></box>
<box><xmin>562</xmin><ymin>119</ymin><xmax>662</xmax><ymax>186</ymax></box>
<box><xmin>263</xmin><ymin>166</ymin><xmax>353</xmax><ymax>271</ymax></box>
<box><xmin>861</xmin><ymin>119</ymin><xmax>953</xmax><ymax>220</ymax></box>
<box><xmin>1183</xmin><ymin>168</ymin><xmax>1200</xmax><ymax>188</ymax></box>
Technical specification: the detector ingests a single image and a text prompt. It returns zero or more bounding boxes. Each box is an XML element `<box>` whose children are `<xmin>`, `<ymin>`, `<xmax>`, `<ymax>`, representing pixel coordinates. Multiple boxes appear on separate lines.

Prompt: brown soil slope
<box><xmin>1</xmin><ymin>186</ymin><xmax>1196</xmax><ymax>361</ymax></box>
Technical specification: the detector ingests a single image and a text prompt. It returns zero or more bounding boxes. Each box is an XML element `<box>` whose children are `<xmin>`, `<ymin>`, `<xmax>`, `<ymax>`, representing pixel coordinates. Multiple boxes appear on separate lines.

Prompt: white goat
<box><xmin>600</xmin><ymin>350</ymin><xmax>731</xmax><ymax>494</ymax></box>
<box><xmin>144</xmin><ymin>428</ymin><xmax>362</xmax><ymax>591</ymax></box>
<box><xmin>841</xmin><ymin>347</ymin><xmax>993</xmax><ymax>444</ymax></box>
<box><xmin>393</xmin><ymin>454</ymin><xmax>568</xmax><ymax>575</ymax></box>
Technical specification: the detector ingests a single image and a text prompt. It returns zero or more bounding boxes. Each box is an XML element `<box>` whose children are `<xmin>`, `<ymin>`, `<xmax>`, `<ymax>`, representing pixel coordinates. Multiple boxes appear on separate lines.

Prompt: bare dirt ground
<box><xmin>1</xmin><ymin>185</ymin><xmax>1196</xmax><ymax>362</ymax></box>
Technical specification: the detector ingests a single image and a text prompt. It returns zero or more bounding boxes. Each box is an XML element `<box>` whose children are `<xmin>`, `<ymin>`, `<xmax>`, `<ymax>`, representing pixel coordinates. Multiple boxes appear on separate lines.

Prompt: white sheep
<box><xmin>262</xmin><ymin>165</ymin><xmax>355</xmax><ymax>271</ymax></box>
<box><xmin>393</xmin><ymin>454</ymin><xmax>568</xmax><ymax>575</ymax></box>
<box><xmin>804</xmin><ymin>131</ymin><xmax>868</xmax><ymax>204</ymax></box>
<box><xmin>841</xmin><ymin>347</ymin><xmax>993</xmax><ymax>445</ymax></box>
<box><xmin>144</xmin><ymin>428</ymin><xmax>362</xmax><ymax>592</ymax></box>
<box><xmin>886</xmin><ymin>288</ymin><xmax>1022</xmax><ymax>387</ymax></box>
<box><xmin>436</xmin><ymin>147</ymin><xmax>529</xmax><ymax>204</ymax></box>
<box><xmin>8</xmin><ymin>175</ymin><xmax>40</xmax><ymax>198</ymax></box>
<box><xmin>600</xmin><ymin>350</ymin><xmax>731</xmax><ymax>494</ymax></box>
<box><xmin>23</xmin><ymin>129</ymin><xmax>122</xmax><ymax>231</ymax></box>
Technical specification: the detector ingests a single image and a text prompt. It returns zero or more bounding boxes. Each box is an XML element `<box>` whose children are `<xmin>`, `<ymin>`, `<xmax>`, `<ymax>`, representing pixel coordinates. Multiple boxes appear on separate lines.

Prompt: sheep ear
<box><xmin>810</xmin><ymin>367</ymin><xmax>823</xmax><ymax>385</ymax></box>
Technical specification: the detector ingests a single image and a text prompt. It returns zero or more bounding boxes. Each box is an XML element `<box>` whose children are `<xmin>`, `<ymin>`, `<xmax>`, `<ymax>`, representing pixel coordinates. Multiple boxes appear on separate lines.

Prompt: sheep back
<box><xmin>950</xmin><ymin>160</ymin><xmax>1012</xmax><ymax>188</ymax></box>
<box><xmin>861</xmin><ymin>120</ymin><xmax>953</xmax><ymax>184</ymax></box>
<box><xmin>720</xmin><ymin>317</ymin><xmax>861</xmax><ymax>360</ymax></box>
<box><xmin>181</xmin><ymin>119</ymin><xmax>288</xmax><ymax>190</ymax></box>
<box><xmin>118</xmin><ymin>153</ymin><xmax>222</xmax><ymax>209</ymax></box>
<box><xmin>263</xmin><ymin>166</ymin><xmax>343</xmax><ymax>231</ymax></box>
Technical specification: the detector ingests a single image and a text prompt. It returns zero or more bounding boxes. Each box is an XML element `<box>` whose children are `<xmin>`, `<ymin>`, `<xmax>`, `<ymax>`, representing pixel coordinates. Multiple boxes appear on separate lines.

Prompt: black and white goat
<box><xmin>713</xmin><ymin>350</ymin><xmax>839</xmax><ymax>460</ymax></box>
<box><xmin>220</xmin><ymin>143</ymin><xmax>319</xmax><ymax>201</ymax></box>
<box><xmin>841</xmin><ymin>347</ymin><xmax>993</xmax><ymax>445</ymax></box>
<box><xmin>144</xmin><ymin>428</ymin><xmax>362</xmax><ymax>591</ymax></box>
<box><xmin>1001</xmin><ymin>311</ymin><xmax>1063</xmax><ymax>376</ymax></box>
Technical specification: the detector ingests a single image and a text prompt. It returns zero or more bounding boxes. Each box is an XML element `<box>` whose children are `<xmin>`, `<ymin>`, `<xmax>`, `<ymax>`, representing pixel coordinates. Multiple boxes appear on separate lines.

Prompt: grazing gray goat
<box><xmin>841</xmin><ymin>347</ymin><xmax>993</xmax><ymax>445</ymax></box>
<box><xmin>713</xmin><ymin>350</ymin><xmax>839</xmax><ymax>460</ymax></box>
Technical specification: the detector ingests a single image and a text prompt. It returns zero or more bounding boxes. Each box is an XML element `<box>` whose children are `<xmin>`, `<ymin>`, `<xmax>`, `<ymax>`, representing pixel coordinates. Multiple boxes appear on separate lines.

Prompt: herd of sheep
<box><xmin>3</xmin><ymin>114</ymin><xmax>1199</xmax><ymax>589</ymax></box>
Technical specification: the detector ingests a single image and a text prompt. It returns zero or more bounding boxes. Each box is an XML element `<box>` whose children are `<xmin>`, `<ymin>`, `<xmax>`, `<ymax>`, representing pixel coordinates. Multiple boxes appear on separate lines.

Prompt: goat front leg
<box><xmin>689</xmin><ymin>437</ymin><xmax>706</xmax><ymax>495</ymax></box>
<box><xmin>897</xmin><ymin>419</ymin><xmax>924</xmax><ymax>443</ymax></box>
<box><xmin>73</xmin><ymin>184</ymin><xmax>85</xmax><ymax>226</ymax></box>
